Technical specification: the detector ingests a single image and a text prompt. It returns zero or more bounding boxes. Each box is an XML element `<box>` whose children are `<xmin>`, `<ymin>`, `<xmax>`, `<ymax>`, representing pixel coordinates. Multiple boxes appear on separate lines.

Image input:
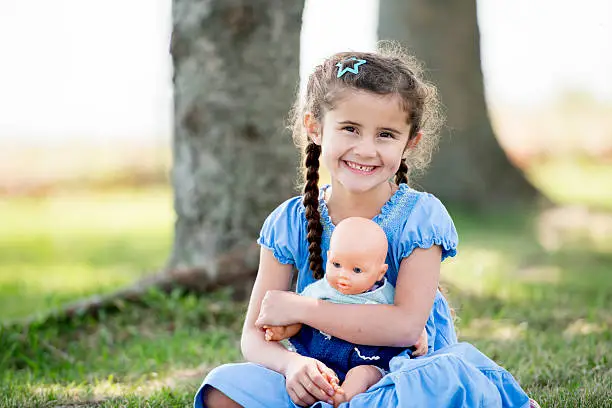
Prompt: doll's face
<box><xmin>325</xmin><ymin>217</ymin><xmax>388</xmax><ymax>295</ymax></box>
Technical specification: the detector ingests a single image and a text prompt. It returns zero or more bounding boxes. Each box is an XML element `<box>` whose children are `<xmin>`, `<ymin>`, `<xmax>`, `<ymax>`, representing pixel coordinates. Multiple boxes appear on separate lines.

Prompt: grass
<box><xmin>526</xmin><ymin>158</ymin><xmax>612</xmax><ymax>211</ymax></box>
<box><xmin>1</xmin><ymin>161</ymin><xmax>611</xmax><ymax>407</ymax></box>
<box><xmin>0</xmin><ymin>188</ymin><xmax>173</xmax><ymax>320</ymax></box>
<box><xmin>443</xmin><ymin>209</ymin><xmax>612</xmax><ymax>407</ymax></box>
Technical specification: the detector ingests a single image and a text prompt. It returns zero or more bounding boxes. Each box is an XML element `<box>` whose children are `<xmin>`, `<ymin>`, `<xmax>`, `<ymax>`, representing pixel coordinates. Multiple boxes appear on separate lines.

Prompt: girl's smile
<box><xmin>343</xmin><ymin>160</ymin><xmax>379</xmax><ymax>175</ymax></box>
<box><xmin>310</xmin><ymin>90</ymin><xmax>413</xmax><ymax>195</ymax></box>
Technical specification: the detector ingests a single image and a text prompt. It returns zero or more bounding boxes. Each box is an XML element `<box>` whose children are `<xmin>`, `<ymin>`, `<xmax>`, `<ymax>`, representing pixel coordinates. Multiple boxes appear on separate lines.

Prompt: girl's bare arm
<box><xmin>241</xmin><ymin>247</ymin><xmax>337</xmax><ymax>405</ymax></box>
<box><xmin>294</xmin><ymin>246</ymin><xmax>441</xmax><ymax>347</ymax></box>
<box><xmin>240</xmin><ymin>247</ymin><xmax>298</xmax><ymax>373</ymax></box>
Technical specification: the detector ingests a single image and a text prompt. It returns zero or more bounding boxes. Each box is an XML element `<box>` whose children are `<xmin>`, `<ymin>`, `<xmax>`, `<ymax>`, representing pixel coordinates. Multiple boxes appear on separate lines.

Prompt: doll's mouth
<box><xmin>337</xmin><ymin>282</ymin><xmax>350</xmax><ymax>290</ymax></box>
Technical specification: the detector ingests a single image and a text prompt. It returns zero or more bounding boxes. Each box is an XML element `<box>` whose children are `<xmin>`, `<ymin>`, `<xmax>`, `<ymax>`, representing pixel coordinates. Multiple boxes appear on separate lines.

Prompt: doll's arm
<box><xmin>263</xmin><ymin>323</ymin><xmax>303</xmax><ymax>341</ymax></box>
<box><xmin>412</xmin><ymin>327</ymin><xmax>428</xmax><ymax>357</ymax></box>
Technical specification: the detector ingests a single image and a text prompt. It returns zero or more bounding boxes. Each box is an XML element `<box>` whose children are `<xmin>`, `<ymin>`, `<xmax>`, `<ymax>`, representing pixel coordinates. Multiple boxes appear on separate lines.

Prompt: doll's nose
<box><xmin>338</xmin><ymin>272</ymin><xmax>350</xmax><ymax>283</ymax></box>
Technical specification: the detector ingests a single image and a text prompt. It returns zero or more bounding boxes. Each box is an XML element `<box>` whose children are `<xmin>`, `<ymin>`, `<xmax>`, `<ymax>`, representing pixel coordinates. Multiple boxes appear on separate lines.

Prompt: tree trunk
<box><xmin>169</xmin><ymin>0</ymin><xmax>303</xmax><ymax>296</ymax></box>
<box><xmin>378</xmin><ymin>0</ymin><xmax>538</xmax><ymax>207</ymax></box>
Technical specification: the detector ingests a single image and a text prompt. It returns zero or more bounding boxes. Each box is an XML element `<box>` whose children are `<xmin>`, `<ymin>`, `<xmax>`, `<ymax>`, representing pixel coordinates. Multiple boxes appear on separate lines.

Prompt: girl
<box><xmin>194</xmin><ymin>45</ymin><xmax>537</xmax><ymax>407</ymax></box>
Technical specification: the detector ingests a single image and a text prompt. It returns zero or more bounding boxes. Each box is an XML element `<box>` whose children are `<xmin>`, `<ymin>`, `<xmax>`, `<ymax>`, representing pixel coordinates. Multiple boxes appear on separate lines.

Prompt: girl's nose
<box><xmin>353</xmin><ymin>136</ymin><xmax>377</xmax><ymax>158</ymax></box>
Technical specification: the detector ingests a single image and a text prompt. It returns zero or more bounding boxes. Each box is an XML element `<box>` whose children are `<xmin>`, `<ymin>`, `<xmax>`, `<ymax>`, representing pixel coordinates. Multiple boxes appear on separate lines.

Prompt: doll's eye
<box><xmin>333</xmin><ymin>262</ymin><xmax>341</xmax><ymax>268</ymax></box>
<box><xmin>353</xmin><ymin>267</ymin><xmax>362</xmax><ymax>274</ymax></box>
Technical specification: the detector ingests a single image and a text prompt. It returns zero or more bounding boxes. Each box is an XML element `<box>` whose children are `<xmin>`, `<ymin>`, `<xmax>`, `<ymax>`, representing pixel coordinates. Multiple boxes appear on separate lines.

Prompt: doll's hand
<box><xmin>264</xmin><ymin>326</ymin><xmax>284</xmax><ymax>341</ymax></box>
<box><xmin>412</xmin><ymin>328</ymin><xmax>428</xmax><ymax>357</ymax></box>
<box><xmin>284</xmin><ymin>354</ymin><xmax>337</xmax><ymax>407</ymax></box>
<box><xmin>263</xmin><ymin>323</ymin><xmax>302</xmax><ymax>341</ymax></box>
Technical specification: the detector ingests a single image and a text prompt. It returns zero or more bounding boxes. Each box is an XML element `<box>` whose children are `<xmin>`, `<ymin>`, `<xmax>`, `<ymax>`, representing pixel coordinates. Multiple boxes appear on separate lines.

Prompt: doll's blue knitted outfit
<box><xmin>289</xmin><ymin>277</ymin><xmax>405</xmax><ymax>381</ymax></box>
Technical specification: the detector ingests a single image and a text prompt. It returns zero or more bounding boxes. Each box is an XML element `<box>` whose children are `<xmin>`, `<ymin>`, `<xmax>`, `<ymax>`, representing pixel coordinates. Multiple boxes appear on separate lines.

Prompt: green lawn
<box><xmin>526</xmin><ymin>158</ymin><xmax>612</xmax><ymax>211</ymax></box>
<box><xmin>0</xmin><ymin>188</ymin><xmax>174</xmax><ymax>320</ymax></box>
<box><xmin>1</xmin><ymin>162</ymin><xmax>611</xmax><ymax>407</ymax></box>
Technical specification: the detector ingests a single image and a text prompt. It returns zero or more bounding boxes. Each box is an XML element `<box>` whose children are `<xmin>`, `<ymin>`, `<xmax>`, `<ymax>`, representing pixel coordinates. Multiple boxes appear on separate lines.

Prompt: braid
<box><xmin>395</xmin><ymin>158</ymin><xmax>408</xmax><ymax>185</ymax></box>
<box><xmin>302</xmin><ymin>142</ymin><xmax>325</xmax><ymax>279</ymax></box>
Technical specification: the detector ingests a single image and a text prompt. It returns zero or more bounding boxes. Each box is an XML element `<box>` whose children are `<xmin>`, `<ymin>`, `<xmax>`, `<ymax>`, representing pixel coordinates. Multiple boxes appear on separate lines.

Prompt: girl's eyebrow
<box><xmin>338</xmin><ymin>120</ymin><xmax>401</xmax><ymax>135</ymax></box>
<box><xmin>338</xmin><ymin>120</ymin><xmax>361</xmax><ymax>127</ymax></box>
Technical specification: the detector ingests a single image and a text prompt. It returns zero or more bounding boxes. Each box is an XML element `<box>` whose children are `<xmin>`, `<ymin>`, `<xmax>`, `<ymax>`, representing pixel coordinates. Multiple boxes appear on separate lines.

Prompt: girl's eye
<box><xmin>353</xmin><ymin>267</ymin><xmax>362</xmax><ymax>274</ymax></box>
<box><xmin>379</xmin><ymin>132</ymin><xmax>394</xmax><ymax>139</ymax></box>
<box><xmin>342</xmin><ymin>126</ymin><xmax>356</xmax><ymax>133</ymax></box>
<box><xmin>333</xmin><ymin>262</ymin><xmax>341</xmax><ymax>268</ymax></box>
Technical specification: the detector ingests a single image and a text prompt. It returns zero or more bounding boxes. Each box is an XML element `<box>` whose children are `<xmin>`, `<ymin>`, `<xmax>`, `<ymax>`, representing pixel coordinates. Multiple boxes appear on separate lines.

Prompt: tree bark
<box><xmin>378</xmin><ymin>0</ymin><xmax>539</xmax><ymax>207</ymax></box>
<box><xmin>169</xmin><ymin>0</ymin><xmax>303</xmax><ymax>293</ymax></box>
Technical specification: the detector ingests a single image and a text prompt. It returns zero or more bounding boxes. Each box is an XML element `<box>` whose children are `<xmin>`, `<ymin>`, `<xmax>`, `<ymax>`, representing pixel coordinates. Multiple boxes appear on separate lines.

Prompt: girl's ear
<box><xmin>406</xmin><ymin>131</ymin><xmax>422</xmax><ymax>150</ymax></box>
<box><xmin>304</xmin><ymin>112</ymin><xmax>322</xmax><ymax>145</ymax></box>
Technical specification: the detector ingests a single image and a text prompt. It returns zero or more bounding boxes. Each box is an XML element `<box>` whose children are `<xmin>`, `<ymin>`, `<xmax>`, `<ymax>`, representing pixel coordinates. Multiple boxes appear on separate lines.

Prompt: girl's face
<box><xmin>308</xmin><ymin>90</ymin><xmax>416</xmax><ymax>194</ymax></box>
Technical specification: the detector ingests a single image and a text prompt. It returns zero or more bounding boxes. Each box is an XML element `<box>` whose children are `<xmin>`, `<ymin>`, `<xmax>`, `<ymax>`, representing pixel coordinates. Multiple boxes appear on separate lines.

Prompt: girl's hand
<box><xmin>255</xmin><ymin>290</ymin><xmax>306</xmax><ymax>328</ymax></box>
<box><xmin>412</xmin><ymin>328</ymin><xmax>428</xmax><ymax>357</ymax></box>
<box><xmin>284</xmin><ymin>354</ymin><xmax>338</xmax><ymax>407</ymax></box>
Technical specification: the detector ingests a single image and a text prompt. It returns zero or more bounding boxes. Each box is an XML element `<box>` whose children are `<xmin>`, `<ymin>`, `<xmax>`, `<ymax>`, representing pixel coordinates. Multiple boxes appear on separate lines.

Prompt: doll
<box><xmin>264</xmin><ymin>217</ymin><xmax>422</xmax><ymax>406</ymax></box>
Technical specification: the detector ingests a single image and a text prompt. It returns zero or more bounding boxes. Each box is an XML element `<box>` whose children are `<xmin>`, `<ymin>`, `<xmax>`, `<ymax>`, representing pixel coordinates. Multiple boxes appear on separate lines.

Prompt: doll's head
<box><xmin>326</xmin><ymin>217</ymin><xmax>389</xmax><ymax>295</ymax></box>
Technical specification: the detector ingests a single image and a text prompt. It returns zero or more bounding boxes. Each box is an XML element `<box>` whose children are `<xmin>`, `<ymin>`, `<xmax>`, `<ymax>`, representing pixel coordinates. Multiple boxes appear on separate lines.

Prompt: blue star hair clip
<box><xmin>336</xmin><ymin>57</ymin><xmax>367</xmax><ymax>78</ymax></box>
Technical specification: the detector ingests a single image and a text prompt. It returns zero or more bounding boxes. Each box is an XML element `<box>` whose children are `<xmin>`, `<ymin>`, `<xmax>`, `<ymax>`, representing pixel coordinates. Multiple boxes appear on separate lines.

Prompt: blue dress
<box><xmin>194</xmin><ymin>184</ymin><xmax>530</xmax><ymax>408</ymax></box>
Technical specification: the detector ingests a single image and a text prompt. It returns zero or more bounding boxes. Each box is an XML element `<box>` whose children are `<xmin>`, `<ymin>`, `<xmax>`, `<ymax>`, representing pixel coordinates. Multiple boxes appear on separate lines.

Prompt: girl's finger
<box><xmin>305</xmin><ymin>367</ymin><xmax>335</xmax><ymax>400</ymax></box>
<box><xmin>292</xmin><ymin>383</ymin><xmax>316</xmax><ymax>407</ymax></box>
<box><xmin>316</xmin><ymin>361</ymin><xmax>339</xmax><ymax>387</ymax></box>
<box><xmin>287</xmin><ymin>388</ymin><xmax>305</xmax><ymax>407</ymax></box>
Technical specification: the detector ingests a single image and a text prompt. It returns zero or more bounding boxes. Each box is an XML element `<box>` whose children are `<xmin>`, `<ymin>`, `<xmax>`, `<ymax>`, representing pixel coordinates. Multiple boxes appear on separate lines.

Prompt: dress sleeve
<box><xmin>397</xmin><ymin>193</ymin><xmax>458</xmax><ymax>262</ymax></box>
<box><xmin>257</xmin><ymin>196</ymin><xmax>305</xmax><ymax>265</ymax></box>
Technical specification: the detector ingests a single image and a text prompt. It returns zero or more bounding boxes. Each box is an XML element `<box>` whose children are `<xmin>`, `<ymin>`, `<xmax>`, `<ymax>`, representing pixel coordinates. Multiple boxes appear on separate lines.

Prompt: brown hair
<box><xmin>291</xmin><ymin>43</ymin><xmax>444</xmax><ymax>280</ymax></box>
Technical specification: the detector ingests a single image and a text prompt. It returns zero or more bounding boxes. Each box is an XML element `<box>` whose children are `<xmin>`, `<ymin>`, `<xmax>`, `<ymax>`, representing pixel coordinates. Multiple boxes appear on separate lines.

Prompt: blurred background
<box><xmin>1</xmin><ymin>0</ymin><xmax>611</xmax><ymax>406</ymax></box>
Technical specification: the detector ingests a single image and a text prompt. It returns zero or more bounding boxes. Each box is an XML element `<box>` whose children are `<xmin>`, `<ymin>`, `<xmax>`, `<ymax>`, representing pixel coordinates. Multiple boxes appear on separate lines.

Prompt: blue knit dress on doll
<box><xmin>193</xmin><ymin>184</ymin><xmax>530</xmax><ymax>408</ymax></box>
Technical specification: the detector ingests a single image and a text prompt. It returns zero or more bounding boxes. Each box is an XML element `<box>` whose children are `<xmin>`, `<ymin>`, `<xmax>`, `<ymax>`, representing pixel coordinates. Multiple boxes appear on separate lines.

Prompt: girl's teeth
<box><xmin>348</xmin><ymin>162</ymin><xmax>374</xmax><ymax>172</ymax></box>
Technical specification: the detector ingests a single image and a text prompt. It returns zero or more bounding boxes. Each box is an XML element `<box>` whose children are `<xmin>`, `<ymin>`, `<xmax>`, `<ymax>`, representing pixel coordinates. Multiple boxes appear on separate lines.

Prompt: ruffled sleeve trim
<box><xmin>257</xmin><ymin>196</ymin><xmax>305</xmax><ymax>266</ymax></box>
<box><xmin>399</xmin><ymin>237</ymin><xmax>458</xmax><ymax>262</ymax></box>
<box><xmin>256</xmin><ymin>238</ymin><xmax>295</xmax><ymax>265</ymax></box>
<box><xmin>397</xmin><ymin>192</ymin><xmax>459</xmax><ymax>262</ymax></box>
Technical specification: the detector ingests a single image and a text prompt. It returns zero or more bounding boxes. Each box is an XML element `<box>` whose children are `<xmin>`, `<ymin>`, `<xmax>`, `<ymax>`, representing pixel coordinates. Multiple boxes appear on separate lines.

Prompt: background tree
<box><xmin>54</xmin><ymin>0</ymin><xmax>305</xmax><ymax>316</ymax></box>
<box><xmin>168</xmin><ymin>0</ymin><xmax>304</xmax><ymax>297</ymax></box>
<box><xmin>379</xmin><ymin>0</ymin><xmax>539</xmax><ymax>207</ymax></box>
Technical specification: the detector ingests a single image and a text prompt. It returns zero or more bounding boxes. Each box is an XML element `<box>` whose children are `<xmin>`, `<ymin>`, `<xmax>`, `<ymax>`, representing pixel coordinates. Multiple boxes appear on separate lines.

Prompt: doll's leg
<box><xmin>332</xmin><ymin>365</ymin><xmax>383</xmax><ymax>407</ymax></box>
